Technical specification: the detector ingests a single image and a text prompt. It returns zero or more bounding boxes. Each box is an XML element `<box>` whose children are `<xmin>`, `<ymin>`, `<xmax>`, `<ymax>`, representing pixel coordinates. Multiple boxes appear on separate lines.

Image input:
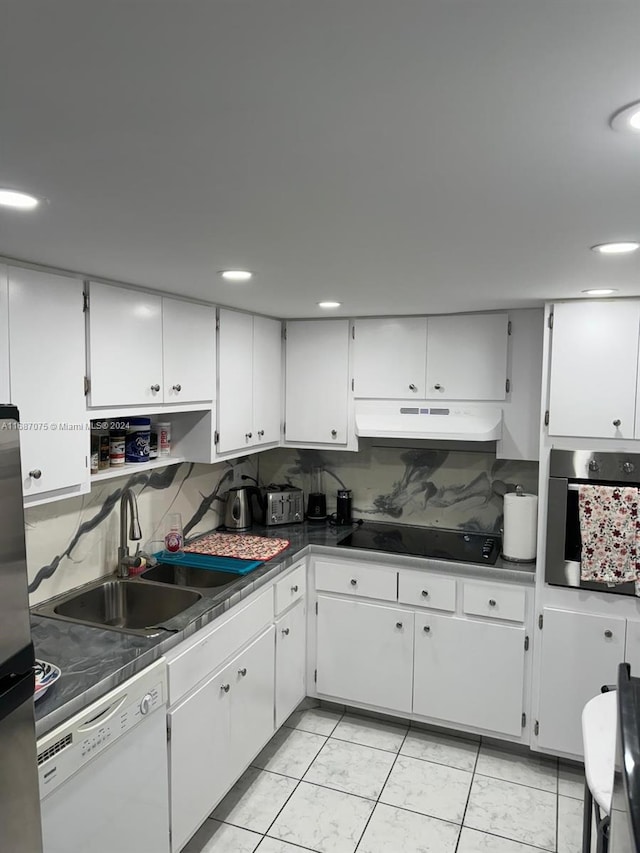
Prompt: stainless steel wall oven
<box><xmin>546</xmin><ymin>449</ymin><xmax>640</xmax><ymax>596</ymax></box>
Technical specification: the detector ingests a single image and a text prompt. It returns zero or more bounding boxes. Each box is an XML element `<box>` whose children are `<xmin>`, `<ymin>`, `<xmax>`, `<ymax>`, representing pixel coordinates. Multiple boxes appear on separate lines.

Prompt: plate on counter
<box><xmin>34</xmin><ymin>659</ymin><xmax>61</xmax><ymax>701</ymax></box>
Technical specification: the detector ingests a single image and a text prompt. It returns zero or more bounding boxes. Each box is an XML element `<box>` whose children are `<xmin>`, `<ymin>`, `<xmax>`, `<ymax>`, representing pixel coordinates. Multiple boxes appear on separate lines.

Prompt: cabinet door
<box><xmin>275</xmin><ymin>601</ymin><xmax>307</xmax><ymax>728</ymax></box>
<box><xmin>316</xmin><ymin>596</ymin><xmax>413</xmax><ymax>713</ymax></box>
<box><xmin>0</xmin><ymin>266</ymin><xmax>9</xmax><ymax>404</ymax></box>
<box><xmin>217</xmin><ymin>309</ymin><xmax>254</xmax><ymax>453</ymax></box>
<box><xmin>353</xmin><ymin>318</ymin><xmax>427</xmax><ymax>398</ymax></box>
<box><xmin>548</xmin><ymin>301</ymin><xmax>640</xmax><ymax>439</ymax></box>
<box><xmin>162</xmin><ymin>298</ymin><xmax>216</xmax><ymax>403</ymax></box>
<box><xmin>426</xmin><ymin>313</ymin><xmax>509</xmax><ymax>400</ymax></box>
<box><xmin>8</xmin><ymin>268</ymin><xmax>88</xmax><ymax>498</ymax></box>
<box><xmin>537</xmin><ymin>608</ymin><xmax>625</xmax><ymax>756</ymax></box>
<box><xmin>624</xmin><ymin>619</ymin><xmax>640</xmax><ymax>678</ymax></box>
<box><xmin>285</xmin><ymin>320</ymin><xmax>350</xmax><ymax>445</ymax></box>
<box><xmin>252</xmin><ymin>316</ymin><xmax>282</xmax><ymax>447</ymax></box>
<box><xmin>168</xmin><ymin>668</ymin><xmax>232</xmax><ymax>853</ymax></box>
<box><xmin>88</xmin><ymin>283</ymin><xmax>163</xmax><ymax>406</ymax></box>
<box><xmin>414</xmin><ymin>613</ymin><xmax>525</xmax><ymax>737</ymax></box>
<box><xmin>230</xmin><ymin>627</ymin><xmax>276</xmax><ymax>772</ymax></box>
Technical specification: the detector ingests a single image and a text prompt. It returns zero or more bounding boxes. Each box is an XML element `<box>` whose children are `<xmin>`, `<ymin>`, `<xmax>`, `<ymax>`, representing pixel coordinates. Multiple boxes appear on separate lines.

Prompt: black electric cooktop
<box><xmin>337</xmin><ymin>522</ymin><xmax>501</xmax><ymax>565</ymax></box>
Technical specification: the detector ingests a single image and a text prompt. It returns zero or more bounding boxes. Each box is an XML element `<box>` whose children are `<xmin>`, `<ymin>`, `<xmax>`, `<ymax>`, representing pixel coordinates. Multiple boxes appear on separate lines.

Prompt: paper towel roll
<box><xmin>502</xmin><ymin>491</ymin><xmax>538</xmax><ymax>562</ymax></box>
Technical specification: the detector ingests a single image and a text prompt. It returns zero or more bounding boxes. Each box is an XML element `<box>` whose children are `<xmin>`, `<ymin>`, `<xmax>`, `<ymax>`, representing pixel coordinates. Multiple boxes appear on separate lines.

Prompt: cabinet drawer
<box><xmin>398</xmin><ymin>572</ymin><xmax>456</xmax><ymax>612</ymax></box>
<box><xmin>167</xmin><ymin>588</ymin><xmax>273</xmax><ymax>704</ymax></box>
<box><xmin>315</xmin><ymin>560</ymin><xmax>397</xmax><ymax>602</ymax></box>
<box><xmin>274</xmin><ymin>563</ymin><xmax>306</xmax><ymax>615</ymax></box>
<box><xmin>462</xmin><ymin>582</ymin><xmax>526</xmax><ymax>623</ymax></box>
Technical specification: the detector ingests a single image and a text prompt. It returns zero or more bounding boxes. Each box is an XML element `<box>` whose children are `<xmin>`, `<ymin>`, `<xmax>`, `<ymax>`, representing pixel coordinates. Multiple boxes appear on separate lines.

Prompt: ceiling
<box><xmin>1</xmin><ymin>1</ymin><xmax>640</xmax><ymax>318</ymax></box>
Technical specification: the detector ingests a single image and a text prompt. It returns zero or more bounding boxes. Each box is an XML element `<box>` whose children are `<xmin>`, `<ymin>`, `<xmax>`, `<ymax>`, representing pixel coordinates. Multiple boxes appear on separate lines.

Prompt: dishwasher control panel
<box><xmin>37</xmin><ymin>658</ymin><xmax>166</xmax><ymax>800</ymax></box>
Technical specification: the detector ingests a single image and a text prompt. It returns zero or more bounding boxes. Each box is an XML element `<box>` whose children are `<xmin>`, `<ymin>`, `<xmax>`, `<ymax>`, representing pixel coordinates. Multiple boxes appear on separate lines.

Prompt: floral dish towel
<box><xmin>579</xmin><ymin>484</ymin><xmax>640</xmax><ymax>584</ymax></box>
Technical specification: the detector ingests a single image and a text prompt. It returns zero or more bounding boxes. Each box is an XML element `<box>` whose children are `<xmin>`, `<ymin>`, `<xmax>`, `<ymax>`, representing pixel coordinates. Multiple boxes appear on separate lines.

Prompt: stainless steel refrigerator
<box><xmin>0</xmin><ymin>405</ymin><xmax>43</xmax><ymax>852</ymax></box>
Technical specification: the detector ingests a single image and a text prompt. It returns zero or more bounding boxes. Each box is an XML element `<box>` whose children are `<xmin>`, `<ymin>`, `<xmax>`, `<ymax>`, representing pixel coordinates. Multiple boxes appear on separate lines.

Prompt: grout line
<box><xmin>472</xmin><ymin>770</ymin><xmax>559</xmax><ymax>796</ymax></box>
<box><xmin>453</xmin><ymin>733</ymin><xmax>482</xmax><ymax>852</ymax></box>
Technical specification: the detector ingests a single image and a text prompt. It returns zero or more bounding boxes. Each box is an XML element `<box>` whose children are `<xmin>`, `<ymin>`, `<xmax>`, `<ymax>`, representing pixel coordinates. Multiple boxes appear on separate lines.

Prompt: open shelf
<box><xmin>90</xmin><ymin>456</ymin><xmax>186</xmax><ymax>483</ymax></box>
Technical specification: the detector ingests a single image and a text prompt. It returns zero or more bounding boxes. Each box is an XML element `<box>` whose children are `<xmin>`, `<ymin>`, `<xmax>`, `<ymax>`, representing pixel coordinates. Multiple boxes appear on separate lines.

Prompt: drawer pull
<box><xmin>291</xmin><ymin>585</ymin><xmax>299</xmax><ymax>593</ymax></box>
<box><xmin>421</xmin><ymin>589</ymin><xmax>429</xmax><ymax>597</ymax></box>
<box><xmin>604</xmin><ymin>630</ymin><xmax>613</xmax><ymax>639</ymax></box>
<box><xmin>172</xmin><ymin>383</ymin><xmax>182</xmax><ymax>392</ymax></box>
<box><xmin>221</xmin><ymin>683</ymin><xmax>230</xmax><ymax>693</ymax></box>
<box><xmin>29</xmin><ymin>469</ymin><xmax>42</xmax><ymax>480</ymax></box>
<box><xmin>396</xmin><ymin>622</ymin><xmax>403</xmax><ymax>629</ymax></box>
<box><xmin>237</xmin><ymin>668</ymin><xmax>247</xmax><ymax>677</ymax></box>
<box><xmin>150</xmin><ymin>384</ymin><xmax>160</xmax><ymax>392</ymax></box>
<box><xmin>282</xmin><ymin>628</ymin><xmax>290</xmax><ymax>636</ymax></box>
<box><xmin>423</xmin><ymin>625</ymin><xmax>431</xmax><ymax>633</ymax></box>
<box><xmin>350</xmin><ymin>579</ymin><xmax>358</xmax><ymax>586</ymax></box>
<box><xmin>489</xmin><ymin>599</ymin><xmax>497</xmax><ymax>607</ymax></box>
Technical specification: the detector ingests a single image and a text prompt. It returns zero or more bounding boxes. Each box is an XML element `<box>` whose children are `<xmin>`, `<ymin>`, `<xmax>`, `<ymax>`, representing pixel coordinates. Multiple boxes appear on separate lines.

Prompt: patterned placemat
<box><xmin>185</xmin><ymin>532</ymin><xmax>290</xmax><ymax>561</ymax></box>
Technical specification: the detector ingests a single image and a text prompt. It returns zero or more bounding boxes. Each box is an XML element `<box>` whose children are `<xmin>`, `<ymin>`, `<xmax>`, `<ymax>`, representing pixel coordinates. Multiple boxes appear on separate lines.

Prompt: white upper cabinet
<box><xmin>548</xmin><ymin>300</ymin><xmax>640</xmax><ymax>439</ymax></box>
<box><xmin>353</xmin><ymin>317</ymin><xmax>427</xmax><ymax>398</ymax></box>
<box><xmin>284</xmin><ymin>319</ymin><xmax>350</xmax><ymax>445</ymax></box>
<box><xmin>0</xmin><ymin>266</ymin><xmax>9</xmax><ymax>403</ymax></box>
<box><xmin>87</xmin><ymin>283</ymin><xmax>164</xmax><ymax>407</ymax></box>
<box><xmin>162</xmin><ymin>297</ymin><xmax>216</xmax><ymax>404</ymax></box>
<box><xmin>217</xmin><ymin>310</ymin><xmax>282</xmax><ymax>454</ymax></box>
<box><xmin>426</xmin><ymin>313</ymin><xmax>509</xmax><ymax>400</ymax></box>
<box><xmin>8</xmin><ymin>267</ymin><xmax>88</xmax><ymax>501</ymax></box>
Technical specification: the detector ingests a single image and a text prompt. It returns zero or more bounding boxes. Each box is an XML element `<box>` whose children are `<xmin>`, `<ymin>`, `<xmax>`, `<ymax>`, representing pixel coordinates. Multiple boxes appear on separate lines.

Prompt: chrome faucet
<box><xmin>117</xmin><ymin>487</ymin><xmax>143</xmax><ymax>578</ymax></box>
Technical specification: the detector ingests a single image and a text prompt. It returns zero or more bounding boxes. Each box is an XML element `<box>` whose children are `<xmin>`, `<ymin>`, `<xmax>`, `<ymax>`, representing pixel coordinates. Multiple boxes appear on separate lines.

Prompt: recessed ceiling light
<box><xmin>317</xmin><ymin>301</ymin><xmax>341</xmax><ymax>309</ymax></box>
<box><xmin>590</xmin><ymin>242</ymin><xmax>640</xmax><ymax>255</ymax></box>
<box><xmin>610</xmin><ymin>100</ymin><xmax>640</xmax><ymax>133</ymax></box>
<box><xmin>0</xmin><ymin>188</ymin><xmax>40</xmax><ymax>210</ymax></box>
<box><xmin>581</xmin><ymin>288</ymin><xmax>618</xmax><ymax>296</ymax></box>
<box><xmin>220</xmin><ymin>270</ymin><xmax>253</xmax><ymax>282</ymax></box>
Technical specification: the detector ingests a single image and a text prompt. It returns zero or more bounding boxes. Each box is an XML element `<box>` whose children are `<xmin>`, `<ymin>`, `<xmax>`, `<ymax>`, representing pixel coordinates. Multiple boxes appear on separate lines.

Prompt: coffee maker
<box><xmin>307</xmin><ymin>467</ymin><xmax>327</xmax><ymax>522</ymax></box>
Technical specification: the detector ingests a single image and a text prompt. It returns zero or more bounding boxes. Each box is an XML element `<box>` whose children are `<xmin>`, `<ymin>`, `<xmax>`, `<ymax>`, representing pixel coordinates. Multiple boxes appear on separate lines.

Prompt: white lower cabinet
<box><xmin>168</xmin><ymin>626</ymin><xmax>275</xmax><ymax>853</ymax></box>
<box><xmin>316</xmin><ymin>595</ymin><xmax>414</xmax><ymax>713</ymax></box>
<box><xmin>413</xmin><ymin>613</ymin><xmax>526</xmax><ymax>737</ymax></box>
<box><xmin>275</xmin><ymin>599</ymin><xmax>307</xmax><ymax>728</ymax></box>
<box><xmin>536</xmin><ymin>608</ymin><xmax>626</xmax><ymax>756</ymax></box>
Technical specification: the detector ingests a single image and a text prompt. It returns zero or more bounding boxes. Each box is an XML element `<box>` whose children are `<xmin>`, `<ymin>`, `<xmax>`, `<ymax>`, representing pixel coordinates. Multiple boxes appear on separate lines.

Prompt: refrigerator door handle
<box><xmin>0</xmin><ymin>671</ymin><xmax>35</xmax><ymax>725</ymax></box>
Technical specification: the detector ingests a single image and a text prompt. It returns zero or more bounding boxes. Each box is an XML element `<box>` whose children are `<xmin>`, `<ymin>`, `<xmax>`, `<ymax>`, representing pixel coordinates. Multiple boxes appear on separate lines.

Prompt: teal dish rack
<box><xmin>152</xmin><ymin>551</ymin><xmax>263</xmax><ymax>575</ymax></box>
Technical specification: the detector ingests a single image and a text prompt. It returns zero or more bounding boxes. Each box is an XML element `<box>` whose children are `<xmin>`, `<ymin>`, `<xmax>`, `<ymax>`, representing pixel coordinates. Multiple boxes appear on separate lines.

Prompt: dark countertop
<box><xmin>32</xmin><ymin>521</ymin><xmax>535</xmax><ymax>737</ymax></box>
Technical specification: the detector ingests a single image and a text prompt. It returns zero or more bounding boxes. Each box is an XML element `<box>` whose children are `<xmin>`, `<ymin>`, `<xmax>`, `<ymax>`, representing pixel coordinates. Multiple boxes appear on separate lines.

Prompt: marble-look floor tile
<box><xmin>331</xmin><ymin>713</ymin><xmax>408</xmax><ymax>753</ymax></box>
<box><xmin>457</xmin><ymin>827</ymin><xmax>545</xmax><ymax>852</ymax></box>
<box><xmin>558</xmin><ymin>794</ymin><xmax>596</xmax><ymax>853</ymax></box>
<box><xmin>559</xmin><ymin>761</ymin><xmax>586</xmax><ymax>800</ymax></box>
<box><xmin>256</xmin><ymin>838</ymin><xmax>314</xmax><ymax>853</ymax></box>
<box><xmin>304</xmin><ymin>738</ymin><xmax>396</xmax><ymax>799</ymax></box>
<box><xmin>464</xmin><ymin>776</ymin><xmax>557</xmax><ymax>852</ymax></box>
<box><xmin>182</xmin><ymin>820</ymin><xmax>262</xmax><ymax>853</ymax></box>
<box><xmin>357</xmin><ymin>802</ymin><xmax>459</xmax><ymax>853</ymax></box>
<box><xmin>212</xmin><ymin>767</ymin><xmax>297</xmax><ymax>834</ymax></box>
<box><xmin>268</xmin><ymin>780</ymin><xmax>375</xmax><ymax>853</ymax></box>
<box><xmin>285</xmin><ymin>706</ymin><xmax>342</xmax><ymax>736</ymax></box>
<box><xmin>475</xmin><ymin>744</ymin><xmax>558</xmax><ymax>793</ymax></box>
<box><xmin>253</xmin><ymin>727</ymin><xmax>327</xmax><ymax>778</ymax></box>
<box><xmin>380</xmin><ymin>754</ymin><xmax>472</xmax><ymax>823</ymax></box>
<box><xmin>401</xmin><ymin>729</ymin><xmax>479</xmax><ymax>772</ymax></box>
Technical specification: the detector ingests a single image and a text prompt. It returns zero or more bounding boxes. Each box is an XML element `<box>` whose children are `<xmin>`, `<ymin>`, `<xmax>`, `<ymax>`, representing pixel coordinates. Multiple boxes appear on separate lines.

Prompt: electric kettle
<box><xmin>223</xmin><ymin>487</ymin><xmax>253</xmax><ymax>531</ymax></box>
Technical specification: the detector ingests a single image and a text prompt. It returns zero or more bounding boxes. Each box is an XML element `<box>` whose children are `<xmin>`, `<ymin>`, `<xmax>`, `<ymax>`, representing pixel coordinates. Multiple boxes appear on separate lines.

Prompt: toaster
<box><xmin>263</xmin><ymin>485</ymin><xmax>304</xmax><ymax>526</ymax></box>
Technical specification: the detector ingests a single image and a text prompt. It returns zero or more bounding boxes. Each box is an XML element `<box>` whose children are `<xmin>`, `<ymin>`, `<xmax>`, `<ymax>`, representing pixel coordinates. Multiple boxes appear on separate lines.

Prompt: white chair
<box><xmin>581</xmin><ymin>689</ymin><xmax>617</xmax><ymax>853</ymax></box>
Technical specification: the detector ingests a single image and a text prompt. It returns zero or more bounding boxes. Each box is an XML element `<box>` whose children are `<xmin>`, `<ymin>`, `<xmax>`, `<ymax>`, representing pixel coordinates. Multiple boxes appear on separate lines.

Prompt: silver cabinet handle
<box><xmin>423</xmin><ymin>625</ymin><xmax>431</xmax><ymax>633</ymax></box>
<box><xmin>396</xmin><ymin>621</ymin><xmax>403</xmax><ymax>629</ymax></box>
<box><xmin>245</xmin><ymin>432</ymin><xmax>253</xmax><ymax>439</ymax></box>
<box><xmin>257</xmin><ymin>430</ymin><xmax>265</xmax><ymax>438</ymax></box>
<box><xmin>237</xmin><ymin>668</ymin><xmax>247</xmax><ymax>677</ymax></box>
<box><xmin>409</xmin><ymin>383</ymin><xmax>417</xmax><ymax>391</ymax></box>
<box><xmin>613</xmin><ymin>419</ymin><xmax>622</xmax><ymax>427</ymax></box>
<box><xmin>350</xmin><ymin>578</ymin><xmax>357</xmax><ymax>586</ymax></box>
<box><xmin>489</xmin><ymin>599</ymin><xmax>496</xmax><ymax>607</ymax></box>
<box><xmin>29</xmin><ymin>469</ymin><xmax>42</xmax><ymax>480</ymax></box>
<box><xmin>604</xmin><ymin>630</ymin><xmax>613</xmax><ymax>639</ymax></box>
<box><xmin>421</xmin><ymin>589</ymin><xmax>429</xmax><ymax>598</ymax></box>
<box><xmin>291</xmin><ymin>585</ymin><xmax>299</xmax><ymax>593</ymax></box>
<box><xmin>151</xmin><ymin>384</ymin><xmax>160</xmax><ymax>392</ymax></box>
<box><xmin>221</xmin><ymin>683</ymin><xmax>230</xmax><ymax>693</ymax></box>
<box><xmin>281</xmin><ymin>628</ymin><xmax>290</xmax><ymax>636</ymax></box>
<box><xmin>172</xmin><ymin>384</ymin><xmax>182</xmax><ymax>392</ymax></box>
<box><xmin>434</xmin><ymin>384</ymin><xmax>442</xmax><ymax>390</ymax></box>
<box><xmin>331</xmin><ymin>429</ymin><xmax>337</xmax><ymax>438</ymax></box>
<box><xmin>623</xmin><ymin>462</ymin><xmax>635</xmax><ymax>474</ymax></box>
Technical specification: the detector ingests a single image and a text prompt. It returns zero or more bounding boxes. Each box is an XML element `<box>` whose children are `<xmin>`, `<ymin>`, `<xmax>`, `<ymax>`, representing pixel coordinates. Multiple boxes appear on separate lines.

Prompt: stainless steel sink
<box><xmin>140</xmin><ymin>562</ymin><xmax>243</xmax><ymax>590</ymax></box>
<box><xmin>33</xmin><ymin>578</ymin><xmax>203</xmax><ymax>637</ymax></box>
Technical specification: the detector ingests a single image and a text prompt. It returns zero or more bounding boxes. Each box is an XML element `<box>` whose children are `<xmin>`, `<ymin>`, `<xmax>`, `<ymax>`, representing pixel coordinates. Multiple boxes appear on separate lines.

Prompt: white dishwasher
<box><xmin>37</xmin><ymin>659</ymin><xmax>170</xmax><ymax>853</ymax></box>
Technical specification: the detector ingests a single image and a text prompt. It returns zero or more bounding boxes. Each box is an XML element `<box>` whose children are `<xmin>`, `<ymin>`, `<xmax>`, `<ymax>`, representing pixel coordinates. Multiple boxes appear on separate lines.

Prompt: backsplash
<box><xmin>25</xmin><ymin>458</ymin><xmax>257</xmax><ymax>606</ymax></box>
<box><xmin>258</xmin><ymin>443</ymin><xmax>538</xmax><ymax>533</ymax></box>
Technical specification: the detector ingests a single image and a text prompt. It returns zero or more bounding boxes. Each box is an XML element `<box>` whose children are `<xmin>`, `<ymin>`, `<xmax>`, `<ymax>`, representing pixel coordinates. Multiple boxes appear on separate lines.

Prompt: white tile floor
<box><xmin>183</xmin><ymin>703</ymin><xmax>593</xmax><ymax>853</ymax></box>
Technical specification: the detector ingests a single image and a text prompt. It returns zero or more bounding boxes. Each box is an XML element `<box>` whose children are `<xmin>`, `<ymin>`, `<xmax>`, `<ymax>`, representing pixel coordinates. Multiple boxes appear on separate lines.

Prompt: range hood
<box><xmin>355</xmin><ymin>400</ymin><xmax>503</xmax><ymax>442</ymax></box>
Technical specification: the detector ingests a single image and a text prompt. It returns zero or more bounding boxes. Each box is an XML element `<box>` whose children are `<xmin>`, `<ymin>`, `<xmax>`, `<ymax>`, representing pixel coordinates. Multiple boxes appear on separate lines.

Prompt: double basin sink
<box><xmin>33</xmin><ymin>563</ymin><xmax>247</xmax><ymax>637</ymax></box>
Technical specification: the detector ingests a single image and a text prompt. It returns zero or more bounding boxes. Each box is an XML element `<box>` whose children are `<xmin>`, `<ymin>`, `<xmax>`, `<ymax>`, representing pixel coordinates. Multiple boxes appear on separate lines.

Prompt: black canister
<box><xmin>336</xmin><ymin>489</ymin><xmax>353</xmax><ymax>525</ymax></box>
